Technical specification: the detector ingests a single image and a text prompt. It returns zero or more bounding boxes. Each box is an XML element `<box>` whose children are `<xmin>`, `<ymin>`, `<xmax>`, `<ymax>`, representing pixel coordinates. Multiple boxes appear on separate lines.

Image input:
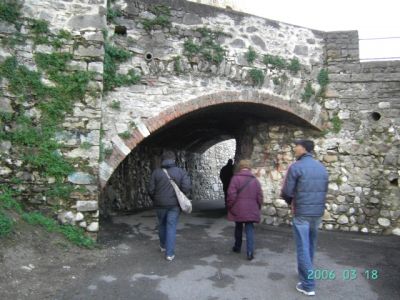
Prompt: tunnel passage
<box><xmin>100</xmin><ymin>102</ymin><xmax>319</xmax><ymax>218</ymax></box>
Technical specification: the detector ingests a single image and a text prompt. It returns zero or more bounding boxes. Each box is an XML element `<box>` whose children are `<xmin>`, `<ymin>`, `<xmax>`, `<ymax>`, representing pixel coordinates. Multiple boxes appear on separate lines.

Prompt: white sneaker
<box><xmin>160</xmin><ymin>246</ymin><xmax>166</xmax><ymax>253</ymax></box>
<box><xmin>165</xmin><ymin>255</ymin><xmax>175</xmax><ymax>261</ymax></box>
<box><xmin>296</xmin><ymin>282</ymin><xmax>315</xmax><ymax>296</ymax></box>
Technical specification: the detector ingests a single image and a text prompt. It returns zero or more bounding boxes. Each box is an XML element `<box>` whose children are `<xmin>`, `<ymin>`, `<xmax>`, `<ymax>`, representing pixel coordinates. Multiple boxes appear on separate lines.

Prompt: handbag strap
<box><xmin>236</xmin><ymin>177</ymin><xmax>255</xmax><ymax>196</ymax></box>
<box><xmin>162</xmin><ymin>168</ymin><xmax>171</xmax><ymax>179</ymax></box>
<box><xmin>162</xmin><ymin>168</ymin><xmax>176</xmax><ymax>185</ymax></box>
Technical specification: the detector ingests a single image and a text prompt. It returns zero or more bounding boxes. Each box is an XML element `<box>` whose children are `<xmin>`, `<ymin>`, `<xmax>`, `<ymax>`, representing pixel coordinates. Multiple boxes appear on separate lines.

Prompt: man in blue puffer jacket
<box><xmin>281</xmin><ymin>139</ymin><xmax>329</xmax><ymax>297</ymax></box>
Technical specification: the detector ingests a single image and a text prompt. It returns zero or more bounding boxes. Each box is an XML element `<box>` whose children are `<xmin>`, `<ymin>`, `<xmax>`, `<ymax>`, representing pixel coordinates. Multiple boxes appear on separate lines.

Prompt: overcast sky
<box><xmin>237</xmin><ymin>0</ymin><xmax>400</xmax><ymax>60</ymax></box>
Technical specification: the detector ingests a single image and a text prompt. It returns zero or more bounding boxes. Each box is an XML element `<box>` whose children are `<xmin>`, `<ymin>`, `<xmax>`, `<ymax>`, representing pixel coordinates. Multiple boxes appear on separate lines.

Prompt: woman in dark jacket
<box><xmin>227</xmin><ymin>159</ymin><xmax>263</xmax><ymax>260</ymax></box>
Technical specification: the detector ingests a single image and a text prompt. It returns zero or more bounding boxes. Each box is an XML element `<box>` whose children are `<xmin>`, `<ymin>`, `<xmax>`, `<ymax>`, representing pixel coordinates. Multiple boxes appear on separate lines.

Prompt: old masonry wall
<box><xmin>0</xmin><ymin>0</ymin><xmax>399</xmax><ymax>236</ymax></box>
<box><xmin>101</xmin><ymin>139</ymin><xmax>235</xmax><ymax>215</ymax></box>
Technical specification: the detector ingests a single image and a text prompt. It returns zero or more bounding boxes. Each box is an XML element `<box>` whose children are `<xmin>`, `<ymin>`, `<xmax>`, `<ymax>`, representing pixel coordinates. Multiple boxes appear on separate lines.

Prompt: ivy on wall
<box><xmin>141</xmin><ymin>4</ymin><xmax>172</xmax><ymax>31</ymax></box>
<box><xmin>0</xmin><ymin>2</ymin><xmax>96</xmax><ymax>245</ymax></box>
<box><xmin>246</xmin><ymin>46</ymin><xmax>257</xmax><ymax>65</ymax></box>
<box><xmin>249</xmin><ymin>68</ymin><xmax>265</xmax><ymax>87</ymax></box>
<box><xmin>300</xmin><ymin>68</ymin><xmax>330</xmax><ymax>103</ymax></box>
<box><xmin>103</xmin><ymin>41</ymin><xmax>140</xmax><ymax>92</ymax></box>
<box><xmin>183</xmin><ymin>28</ymin><xmax>228</xmax><ymax>64</ymax></box>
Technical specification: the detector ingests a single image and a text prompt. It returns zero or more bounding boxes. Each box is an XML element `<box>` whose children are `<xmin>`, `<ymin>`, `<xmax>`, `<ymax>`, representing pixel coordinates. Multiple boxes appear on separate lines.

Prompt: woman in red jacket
<box><xmin>227</xmin><ymin>159</ymin><xmax>263</xmax><ymax>260</ymax></box>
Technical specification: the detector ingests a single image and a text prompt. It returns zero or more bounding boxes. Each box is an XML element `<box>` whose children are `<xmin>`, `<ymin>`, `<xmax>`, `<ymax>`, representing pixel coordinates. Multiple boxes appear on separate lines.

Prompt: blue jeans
<box><xmin>293</xmin><ymin>216</ymin><xmax>321</xmax><ymax>292</ymax></box>
<box><xmin>156</xmin><ymin>207</ymin><xmax>180</xmax><ymax>257</ymax></box>
<box><xmin>234</xmin><ymin>222</ymin><xmax>254</xmax><ymax>254</ymax></box>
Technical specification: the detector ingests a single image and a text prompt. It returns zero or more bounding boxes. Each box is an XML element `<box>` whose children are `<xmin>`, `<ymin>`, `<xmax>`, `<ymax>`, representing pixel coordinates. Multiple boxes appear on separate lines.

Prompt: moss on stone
<box><xmin>331</xmin><ymin>114</ymin><xmax>342</xmax><ymax>133</ymax></box>
<box><xmin>103</xmin><ymin>42</ymin><xmax>140</xmax><ymax>91</ymax></box>
<box><xmin>249</xmin><ymin>68</ymin><xmax>265</xmax><ymax>87</ymax></box>
<box><xmin>173</xmin><ymin>56</ymin><xmax>182</xmax><ymax>74</ymax></box>
<box><xmin>0</xmin><ymin>1</ymin><xmax>22</xmax><ymax>25</ymax></box>
<box><xmin>301</xmin><ymin>82</ymin><xmax>315</xmax><ymax>102</ymax></box>
<box><xmin>141</xmin><ymin>4</ymin><xmax>171</xmax><ymax>31</ymax></box>
<box><xmin>118</xmin><ymin>131</ymin><xmax>131</xmax><ymax>140</ymax></box>
<box><xmin>246</xmin><ymin>46</ymin><xmax>257</xmax><ymax>65</ymax></box>
<box><xmin>183</xmin><ymin>28</ymin><xmax>227</xmax><ymax>64</ymax></box>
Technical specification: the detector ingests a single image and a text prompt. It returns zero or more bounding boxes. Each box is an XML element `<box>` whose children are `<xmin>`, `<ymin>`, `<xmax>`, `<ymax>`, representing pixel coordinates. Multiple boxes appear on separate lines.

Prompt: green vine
<box><xmin>263</xmin><ymin>54</ymin><xmax>301</xmax><ymax>75</ymax></box>
<box><xmin>317</xmin><ymin>69</ymin><xmax>329</xmax><ymax>98</ymax></box>
<box><xmin>288</xmin><ymin>58</ymin><xmax>300</xmax><ymax>74</ymax></box>
<box><xmin>0</xmin><ymin>1</ymin><xmax>22</xmax><ymax>26</ymax></box>
<box><xmin>301</xmin><ymin>82</ymin><xmax>315</xmax><ymax>102</ymax></box>
<box><xmin>249</xmin><ymin>68</ymin><xmax>265</xmax><ymax>87</ymax></box>
<box><xmin>246</xmin><ymin>46</ymin><xmax>257</xmax><ymax>65</ymax></box>
<box><xmin>0</xmin><ymin>7</ymin><xmax>95</xmax><ymax>204</ymax></box>
<box><xmin>173</xmin><ymin>55</ymin><xmax>182</xmax><ymax>74</ymax></box>
<box><xmin>183</xmin><ymin>27</ymin><xmax>227</xmax><ymax>64</ymax></box>
<box><xmin>109</xmin><ymin>100</ymin><xmax>121</xmax><ymax>110</ymax></box>
<box><xmin>331</xmin><ymin>114</ymin><xmax>342</xmax><ymax>133</ymax></box>
<box><xmin>141</xmin><ymin>4</ymin><xmax>171</xmax><ymax>32</ymax></box>
<box><xmin>107</xmin><ymin>8</ymin><xmax>122</xmax><ymax>23</ymax></box>
<box><xmin>0</xmin><ymin>53</ymin><xmax>92</xmax><ymax>182</ymax></box>
<box><xmin>118</xmin><ymin>131</ymin><xmax>131</xmax><ymax>139</ymax></box>
<box><xmin>29</xmin><ymin>19</ymin><xmax>51</xmax><ymax>44</ymax></box>
<box><xmin>103</xmin><ymin>42</ymin><xmax>140</xmax><ymax>91</ymax></box>
<box><xmin>318</xmin><ymin>69</ymin><xmax>329</xmax><ymax>87</ymax></box>
<box><xmin>263</xmin><ymin>54</ymin><xmax>287</xmax><ymax>70</ymax></box>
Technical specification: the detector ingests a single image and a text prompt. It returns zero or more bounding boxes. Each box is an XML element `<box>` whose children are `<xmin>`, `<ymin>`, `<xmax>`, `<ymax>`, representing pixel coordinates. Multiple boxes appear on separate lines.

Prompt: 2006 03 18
<box><xmin>307</xmin><ymin>269</ymin><xmax>379</xmax><ymax>280</ymax></box>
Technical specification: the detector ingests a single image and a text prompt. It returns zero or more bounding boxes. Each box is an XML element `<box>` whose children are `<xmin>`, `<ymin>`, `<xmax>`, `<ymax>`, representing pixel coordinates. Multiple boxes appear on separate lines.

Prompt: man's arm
<box><xmin>280</xmin><ymin>165</ymin><xmax>299</xmax><ymax>205</ymax></box>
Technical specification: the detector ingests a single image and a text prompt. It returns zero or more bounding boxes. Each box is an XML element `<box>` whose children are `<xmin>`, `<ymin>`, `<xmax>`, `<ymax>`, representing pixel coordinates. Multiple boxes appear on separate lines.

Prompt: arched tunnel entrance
<box><xmin>99</xmin><ymin>100</ymin><xmax>321</xmax><ymax>221</ymax></box>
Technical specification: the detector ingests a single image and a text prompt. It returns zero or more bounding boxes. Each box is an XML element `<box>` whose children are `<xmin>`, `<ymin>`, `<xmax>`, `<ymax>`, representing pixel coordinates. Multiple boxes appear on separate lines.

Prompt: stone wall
<box><xmin>187</xmin><ymin>139</ymin><xmax>236</xmax><ymax>202</ymax></box>
<box><xmin>245</xmin><ymin>32</ymin><xmax>400</xmax><ymax>234</ymax></box>
<box><xmin>0</xmin><ymin>0</ymin><xmax>107</xmax><ymax>233</ymax></box>
<box><xmin>101</xmin><ymin>145</ymin><xmax>155</xmax><ymax>215</ymax></box>
<box><xmin>0</xmin><ymin>0</ymin><xmax>399</xmax><ymax>236</ymax></box>
<box><xmin>101</xmin><ymin>139</ymin><xmax>235</xmax><ymax>215</ymax></box>
<box><xmin>322</xmin><ymin>31</ymin><xmax>400</xmax><ymax>234</ymax></box>
<box><xmin>100</xmin><ymin>0</ymin><xmax>326</xmax><ymax>155</ymax></box>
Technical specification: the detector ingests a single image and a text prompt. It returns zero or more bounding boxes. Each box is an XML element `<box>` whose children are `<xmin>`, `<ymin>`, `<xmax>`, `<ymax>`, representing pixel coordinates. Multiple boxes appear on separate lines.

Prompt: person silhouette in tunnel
<box><xmin>148</xmin><ymin>150</ymin><xmax>191</xmax><ymax>261</ymax></box>
<box><xmin>227</xmin><ymin>159</ymin><xmax>263</xmax><ymax>261</ymax></box>
<box><xmin>220</xmin><ymin>159</ymin><xmax>234</xmax><ymax>207</ymax></box>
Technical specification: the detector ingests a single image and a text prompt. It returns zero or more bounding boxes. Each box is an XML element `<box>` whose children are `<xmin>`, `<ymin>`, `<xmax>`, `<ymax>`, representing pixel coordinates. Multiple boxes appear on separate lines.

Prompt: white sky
<box><xmin>236</xmin><ymin>0</ymin><xmax>400</xmax><ymax>60</ymax></box>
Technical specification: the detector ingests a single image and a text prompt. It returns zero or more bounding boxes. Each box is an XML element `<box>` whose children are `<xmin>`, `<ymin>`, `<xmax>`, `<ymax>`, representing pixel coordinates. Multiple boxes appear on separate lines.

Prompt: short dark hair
<box><xmin>294</xmin><ymin>139</ymin><xmax>314</xmax><ymax>153</ymax></box>
<box><xmin>162</xmin><ymin>150</ymin><xmax>176</xmax><ymax>161</ymax></box>
<box><xmin>228</xmin><ymin>159</ymin><xmax>233</xmax><ymax>164</ymax></box>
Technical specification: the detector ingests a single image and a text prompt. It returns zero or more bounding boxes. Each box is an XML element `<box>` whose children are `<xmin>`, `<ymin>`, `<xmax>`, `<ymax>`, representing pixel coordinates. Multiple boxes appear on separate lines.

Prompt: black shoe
<box><xmin>247</xmin><ymin>253</ymin><xmax>254</xmax><ymax>261</ymax></box>
<box><xmin>232</xmin><ymin>246</ymin><xmax>241</xmax><ymax>253</ymax></box>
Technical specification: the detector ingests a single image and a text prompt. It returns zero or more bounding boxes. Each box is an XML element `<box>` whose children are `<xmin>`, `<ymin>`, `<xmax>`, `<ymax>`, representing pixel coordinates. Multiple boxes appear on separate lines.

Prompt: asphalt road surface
<box><xmin>57</xmin><ymin>200</ymin><xmax>400</xmax><ymax>300</ymax></box>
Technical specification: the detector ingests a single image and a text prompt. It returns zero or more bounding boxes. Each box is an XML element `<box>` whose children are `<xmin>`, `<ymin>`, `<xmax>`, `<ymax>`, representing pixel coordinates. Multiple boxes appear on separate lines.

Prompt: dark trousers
<box><xmin>234</xmin><ymin>222</ymin><xmax>254</xmax><ymax>254</ymax></box>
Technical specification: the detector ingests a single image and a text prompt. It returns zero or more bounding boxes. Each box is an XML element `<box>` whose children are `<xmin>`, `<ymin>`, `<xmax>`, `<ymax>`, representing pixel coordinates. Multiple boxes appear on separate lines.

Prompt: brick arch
<box><xmin>99</xmin><ymin>91</ymin><xmax>326</xmax><ymax>188</ymax></box>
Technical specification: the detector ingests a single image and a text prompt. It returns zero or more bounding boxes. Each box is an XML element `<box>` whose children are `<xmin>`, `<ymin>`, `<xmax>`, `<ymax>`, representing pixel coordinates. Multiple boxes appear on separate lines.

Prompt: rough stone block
<box><xmin>182</xmin><ymin>13</ymin><xmax>202</xmax><ymax>25</ymax></box>
<box><xmin>67</xmin><ymin>14</ymin><xmax>106</xmax><ymax>30</ymax></box>
<box><xmin>75</xmin><ymin>45</ymin><xmax>104</xmax><ymax>58</ymax></box>
<box><xmin>76</xmin><ymin>200</ymin><xmax>98</xmax><ymax>212</ymax></box>
<box><xmin>87</xmin><ymin>221</ymin><xmax>99</xmax><ymax>232</ymax></box>
<box><xmin>68</xmin><ymin>172</ymin><xmax>95</xmax><ymax>185</ymax></box>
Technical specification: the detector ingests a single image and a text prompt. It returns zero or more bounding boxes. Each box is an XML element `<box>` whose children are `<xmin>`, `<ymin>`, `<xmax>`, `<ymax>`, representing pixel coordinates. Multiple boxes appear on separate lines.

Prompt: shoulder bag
<box><xmin>162</xmin><ymin>169</ymin><xmax>192</xmax><ymax>214</ymax></box>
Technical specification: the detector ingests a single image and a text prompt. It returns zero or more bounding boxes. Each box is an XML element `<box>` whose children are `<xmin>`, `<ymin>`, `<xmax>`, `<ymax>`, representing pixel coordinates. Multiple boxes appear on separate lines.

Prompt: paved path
<box><xmin>57</xmin><ymin>201</ymin><xmax>400</xmax><ymax>300</ymax></box>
